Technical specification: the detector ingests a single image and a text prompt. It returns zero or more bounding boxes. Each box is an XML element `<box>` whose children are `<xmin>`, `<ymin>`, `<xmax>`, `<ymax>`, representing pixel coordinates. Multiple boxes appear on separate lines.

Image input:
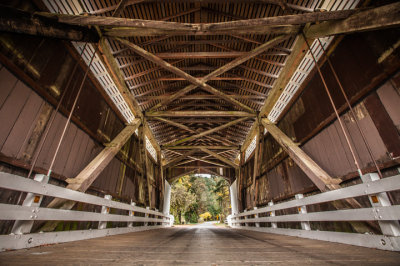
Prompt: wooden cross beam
<box><xmin>261</xmin><ymin>118</ymin><xmax>340</xmax><ymax>191</ymax></box>
<box><xmin>115</xmin><ymin>35</ymin><xmax>289</xmax><ymax>113</ymax></box>
<box><xmin>199</xmin><ymin>148</ymin><xmax>238</xmax><ymax>169</ymax></box>
<box><xmin>166</xmin><ymin>169</ymin><xmax>198</xmax><ymax>183</ymax></box>
<box><xmin>163</xmin><ymin>149</ymin><xmax>200</xmax><ymax>168</ymax></box>
<box><xmin>104</xmin><ymin>25</ymin><xmax>298</xmax><ymax>37</ymax></box>
<box><xmin>146</xmin><ymin>111</ymin><xmax>256</xmax><ymax>117</ymax></box>
<box><xmin>152</xmin><ymin>117</ymin><xmax>236</xmax><ymax>146</ymax></box>
<box><xmin>163</xmin><ymin>146</ymin><xmax>239</xmax><ymax>150</ymax></box>
<box><xmin>33</xmin><ymin>7</ymin><xmax>359</xmax><ymax>36</ymax></box>
<box><xmin>163</xmin><ymin>117</ymin><xmax>249</xmax><ymax>147</ymax></box>
<box><xmin>199</xmin><ymin>168</ymin><xmax>231</xmax><ymax>182</ymax></box>
<box><xmin>112</xmin><ymin>0</ymin><xmax>129</xmax><ymax>17</ymax></box>
<box><xmin>305</xmin><ymin>2</ymin><xmax>400</xmax><ymax>39</ymax></box>
<box><xmin>115</xmin><ymin>38</ymin><xmax>255</xmax><ymax>113</ymax></box>
<box><xmin>99</xmin><ymin>38</ymin><xmax>143</xmax><ymax>118</ymax></box>
<box><xmin>169</xmin><ymin>151</ymin><xmax>230</xmax><ymax>168</ymax></box>
<box><xmin>0</xmin><ymin>6</ymin><xmax>99</xmax><ymax>43</ymax></box>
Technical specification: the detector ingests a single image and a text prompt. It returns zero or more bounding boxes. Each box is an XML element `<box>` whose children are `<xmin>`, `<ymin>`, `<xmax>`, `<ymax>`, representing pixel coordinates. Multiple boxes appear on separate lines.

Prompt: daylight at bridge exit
<box><xmin>0</xmin><ymin>0</ymin><xmax>400</xmax><ymax>265</ymax></box>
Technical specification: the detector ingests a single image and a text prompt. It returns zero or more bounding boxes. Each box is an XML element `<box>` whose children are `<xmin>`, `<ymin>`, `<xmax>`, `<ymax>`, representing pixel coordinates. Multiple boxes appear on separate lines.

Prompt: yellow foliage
<box><xmin>199</xmin><ymin>212</ymin><xmax>212</xmax><ymax>221</ymax></box>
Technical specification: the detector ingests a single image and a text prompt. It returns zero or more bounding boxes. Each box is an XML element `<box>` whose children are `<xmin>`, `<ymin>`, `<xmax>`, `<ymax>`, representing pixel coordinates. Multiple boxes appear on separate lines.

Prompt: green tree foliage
<box><xmin>170</xmin><ymin>174</ymin><xmax>230</xmax><ymax>224</ymax></box>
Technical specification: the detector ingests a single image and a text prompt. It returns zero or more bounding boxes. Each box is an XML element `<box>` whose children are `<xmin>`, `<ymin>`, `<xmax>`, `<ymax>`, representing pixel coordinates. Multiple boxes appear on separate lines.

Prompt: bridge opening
<box><xmin>0</xmin><ymin>0</ymin><xmax>400</xmax><ymax>264</ymax></box>
<box><xmin>169</xmin><ymin>173</ymin><xmax>230</xmax><ymax>224</ymax></box>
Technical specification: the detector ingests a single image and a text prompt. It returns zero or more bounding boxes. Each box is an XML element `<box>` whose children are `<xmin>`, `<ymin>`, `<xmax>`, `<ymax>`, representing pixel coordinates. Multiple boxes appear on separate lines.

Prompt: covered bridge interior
<box><xmin>0</xmin><ymin>0</ymin><xmax>400</xmax><ymax>264</ymax></box>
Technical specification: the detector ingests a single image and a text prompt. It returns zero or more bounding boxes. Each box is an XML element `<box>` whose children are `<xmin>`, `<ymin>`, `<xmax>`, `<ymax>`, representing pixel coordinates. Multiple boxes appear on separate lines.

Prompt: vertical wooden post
<box><xmin>251</xmin><ymin>125</ymin><xmax>260</xmax><ymax>208</ymax></box>
<box><xmin>244</xmin><ymin>210</ymin><xmax>249</xmax><ymax>227</ymax></box>
<box><xmin>98</xmin><ymin>195</ymin><xmax>112</xmax><ymax>229</ymax></box>
<box><xmin>254</xmin><ymin>207</ymin><xmax>260</xmax><ymax>228</ymax></box>
<box><xmin>268</xmin><ymin>201</ymin><xmax>277</xmax><ymax>229</ymax></box>
<box><xmin>295</xmin><ymin>194</ymin><xmax>311</xmax><ymax>231</ymax></box>
<box><xmin>128</xmin><ymin>202</ymin><xmax>136</xmax><ymax>228</ymax></box>
<box><xmin>11</xmin><ymin>174</ymin><xmax>49</xmax><ymax>234</ymax></box>
<box><xmin>144</xmin><ymin>206</ymin><xmax>150</xmax><ymax>226</ymax></box>
<box><xmin>361</xmin><ymin>173</ymin><xmax>400</xmax><ymax>236</ymax></box>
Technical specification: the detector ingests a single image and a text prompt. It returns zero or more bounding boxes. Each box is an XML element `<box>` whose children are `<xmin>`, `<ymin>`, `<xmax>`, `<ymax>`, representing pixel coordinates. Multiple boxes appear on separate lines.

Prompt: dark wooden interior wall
<box><xmin>0</xmin><ymin>31</ymin><xmax>162</xmax><ymax>209</ymax></box>
<box><xmin>248</xmin><ymin>28</ymin><xmax>400</xmax><ymax>209</ymax></box>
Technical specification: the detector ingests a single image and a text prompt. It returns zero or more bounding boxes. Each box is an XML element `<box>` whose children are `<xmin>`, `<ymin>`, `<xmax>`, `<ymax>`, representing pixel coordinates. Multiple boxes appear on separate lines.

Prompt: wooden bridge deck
<box><xmin>1</xmin><ymin>224</ymin><xmax>399</xmax><ymax>265</ymax></box>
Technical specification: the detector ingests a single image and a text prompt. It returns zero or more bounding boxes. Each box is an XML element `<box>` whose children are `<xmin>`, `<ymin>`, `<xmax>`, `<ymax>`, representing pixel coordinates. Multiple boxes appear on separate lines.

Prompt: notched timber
<box><xmin>0</xmin><ymin>6</ymin><xmax>99</xmax><ymax>42</ymax></box>
<box><xmin>305</xmin><ymin>2</ymin><xmax>400</xmax><ymax>38</ymax></box>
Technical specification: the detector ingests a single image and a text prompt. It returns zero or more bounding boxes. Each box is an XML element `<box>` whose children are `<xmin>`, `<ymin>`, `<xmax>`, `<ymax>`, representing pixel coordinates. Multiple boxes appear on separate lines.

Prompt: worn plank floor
<box><xmin>1</xmin><ymin>223</ymin><xmax>400</xmax><ymax>265</ymax></box>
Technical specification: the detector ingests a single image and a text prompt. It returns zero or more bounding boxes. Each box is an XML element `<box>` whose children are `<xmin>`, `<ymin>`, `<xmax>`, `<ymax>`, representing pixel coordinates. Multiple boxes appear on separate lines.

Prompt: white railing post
<box><xmin>98</xmin><ymin>195</ymin><xmax>112</xmax><ymax>229</ymax></box>
<box><xmin>254</xmin><ymin>207</ymin><xmax>260</xmax><ymax>228</ymax></box>
<box><xmin>295</xmin><ymin>194</ymin><xmax>311</xmax><ymax>231</ymax></box>
<box><xmin>268</xmin><ymin>201</ymin><xmax>277</xmax><ymax>229</ymax></box>
<box><xmin>128</xmin><ymin>202</ymin><xmax>136</xmax><ymax>227</ymax></box>
<box><xmin>362</xmin><ymin>173</ymin><xmax>400</xmax><ymax>236</ymax></box>
<box><xmin>144</xmin><ymin>206</ymin><xmax>150</xmax><ymax>226</ymax></box>
<box><xmin>11</xmin><ymin>174</ymin><xmax>49</xmax><ymax>235</ymax></box>
<box><xmin>244</xmin><ymin>210</ymin><xmax>249</xmax><ymax>227</ymax></box>
<box><xmin>155</xmin><ymin>209</ymin><xmax>159</xmax><ymax>225</ymax></box>
<box><xmin>227</xmin><ymin>215</ymin><xmax>232</xmax><ymax>227</ymax></box>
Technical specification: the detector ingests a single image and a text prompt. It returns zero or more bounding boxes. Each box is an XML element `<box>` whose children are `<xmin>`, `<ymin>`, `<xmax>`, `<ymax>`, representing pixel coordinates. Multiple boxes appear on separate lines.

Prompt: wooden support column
<box><xmin>261</xmin><ymin>118</ymin><xmax>340</xmax><ymax>191</ymax></box>
<box><xmin>157</xmin><ymin>150</ymin><xmax>164</xmax><ymax>211</ymax></box>
<box><xmin>250</xmin><ymin>121</ymin><xmax>261</xmax><ymax>208</ymax></box>
<box><xmin>140</xmin><ymin>125</ymin><xmax>152</xmax><ymax>208</ymax></box>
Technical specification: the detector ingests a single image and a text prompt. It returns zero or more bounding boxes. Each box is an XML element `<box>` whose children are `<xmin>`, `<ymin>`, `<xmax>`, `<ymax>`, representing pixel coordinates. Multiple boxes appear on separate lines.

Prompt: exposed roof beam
<box><xmin>199</xmin><ymin>148</ymin><xmax>238</xmax><ymax>169</ymax></box>
<box><xmin>163</xmin><ymin>117</ymin><xmax>249</xmax><ymax>147</ymax></box>
<box><xmin>124</xmin><ymin>60</ymin><xmax>183</xmax><ymax>81</ymax></box>
<box><xmin>140</xmin><ymin>35</ymin><xmax>289</xmax><ymax>111</ymax></box>
<box><xmin>146</xmin><ymin>111</ymin><xmax>256</xmax><ymax>117</ymax></box>
<box><xmin>104</xmin><ymin>25</ymin><xmax>298</xmax><ymax>36</ymax></box>
<box><xmin>138</xmin><ymin>95</ymin><xmax>266</xmax><ymax>100</ymax></box>
<box><xmin>99</xmin><ymin>38</ymin><xmax>143</xmax><ymax>118</ymax></box>
<box><xmin>115</xmin><ymin>37</ymin><xmax>266</xmax><ymax>113</ymax></box>
<box><xmin>167</xmin><ymin>169</ymin><xmax>198</xmax><ymax>183</ymax></box>
<box><xmin>89</xmin><ymin>0</ymin><xmax>146</xmax><ymax>15</ymax></box>
<box><xmin>152</xmin><ymin>117</ymin><xmax>236</xmax><ymax>146</ymax></box>
<box><xmin>0</xmin><ymin>6</ymin><xmax>99</xmax><ymax>43</ymax></box>
<box><xmin>36</xmin><ymin>7</ymin><xmax>357</xmax><ymax>34</ymax></box>
<box><xmin>305</xmin><ymin>2</ymin><xmax>400</xmax><ymax>39</ymax></box>
<box><xmin>163</xmin><ymin>146</ymin><xmax>239</xmax><ymax>150</ymax></box>
<box><xmin>163</xmin><ymin>149</ymin><xmax>200</xmax><ymax>168</ymax></box>
<box><xmin>112</xmin><ymin>0</ymin><xmax>129</xmax><ymax>17</ymax></box>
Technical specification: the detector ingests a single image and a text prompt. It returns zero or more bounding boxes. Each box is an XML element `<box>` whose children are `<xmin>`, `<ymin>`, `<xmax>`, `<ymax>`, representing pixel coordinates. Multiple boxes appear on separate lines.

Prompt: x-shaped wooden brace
<box><xmin>114</xmin><ymin>35</ymin><xmax>290</xmax><ymax>113</ymax></box>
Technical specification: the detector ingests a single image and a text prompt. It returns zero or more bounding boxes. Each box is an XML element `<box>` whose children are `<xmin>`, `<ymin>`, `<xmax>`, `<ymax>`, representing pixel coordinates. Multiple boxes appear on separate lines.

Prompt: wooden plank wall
<box><xmin>0</xmin><ymin>66</ymin><xmax>144</xmax><ymax>201</ymax></box>
<box><xmin>246</xmin><ymin>28</ymin><xmax>400</xmax><ymax>209</ymax></box>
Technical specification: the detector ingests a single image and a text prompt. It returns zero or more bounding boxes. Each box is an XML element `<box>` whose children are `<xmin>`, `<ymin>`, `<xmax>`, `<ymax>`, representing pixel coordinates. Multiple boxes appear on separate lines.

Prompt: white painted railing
<box><xmin>0</xmin><ymin>172</ymin><xmax>171</xmax><ymax>251</ymax></box>
<box><xmin>230</xmin><ymin>173</ymin><xmax>400</xmax><ymax>251</ymax></box>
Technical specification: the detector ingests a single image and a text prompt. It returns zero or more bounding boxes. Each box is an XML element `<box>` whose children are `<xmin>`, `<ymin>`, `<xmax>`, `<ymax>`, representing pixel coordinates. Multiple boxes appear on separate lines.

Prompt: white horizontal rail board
<box><xmin>0</xmin><ymin>172</ymin><xmax>166</xmax><ymax>217</ymax></box>
<box><xmin>230</xmin><ymin>206</ymin><xmax>400</xmax><ymax>223</ymax></box>
<box><xmin>0</xmin><ymin>226</ymin><xmax>165</xmax><ymax>252</ymax></box>
<box><xmin>0</xmin><ymin>204</ymin><xmax>166</xmax><ymax>223</ymax></box>
<box><xmin>233</xmin><ymin>226</ymin><xmax>400</xmax><ymax>251</ymax></box>
<box><xmin>234</xmin><ymin>174</ymin><xmax>400</xmax><ymax>218</ymax></box>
